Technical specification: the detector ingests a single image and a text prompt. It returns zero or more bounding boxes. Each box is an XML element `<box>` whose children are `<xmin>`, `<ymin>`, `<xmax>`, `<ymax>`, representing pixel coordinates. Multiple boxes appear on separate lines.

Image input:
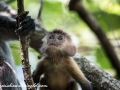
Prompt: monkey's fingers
<box><xmin>20</xmin><ymin>16</ymin><xmax>31</xmax><ymax>25</ymax></box>
<box><xmin>20</xmin><ymin>18</ymin><xmax>34</xmax><ymax>29</ymax></box>
<box><xmin>15</xmin><ymin>23</ymin><xmax>35</xmax><ymax>37</ymax></box>
<box><xmin>22</xmin><ymin>24</ymin><xmax>35</xmax><ymax>36</ymax></box>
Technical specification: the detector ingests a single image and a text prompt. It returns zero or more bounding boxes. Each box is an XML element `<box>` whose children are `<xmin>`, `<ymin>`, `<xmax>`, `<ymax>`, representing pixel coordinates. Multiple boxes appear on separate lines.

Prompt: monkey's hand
<box><xmin>15</xmin><ymin>16</ymin><xmax>35</xmax><ymax>37</ymax></box>
<box><xmin>32</xmin><ymin>70</ymin><xmax>40</xmax><ymax>85</ymax></box>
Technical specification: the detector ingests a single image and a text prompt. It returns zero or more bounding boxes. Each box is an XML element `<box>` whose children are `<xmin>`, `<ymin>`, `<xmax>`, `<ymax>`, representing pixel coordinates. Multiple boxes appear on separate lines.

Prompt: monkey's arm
<box><xmin>32</xmin><ymin>59</ymin><xmax>45</xmax><ymax>84</ymax></box>
<box><xmin>0</xmin><ymin>15</ymin><xmax>35</xmax><ymax>41</ymax></box>
<box><xmin>65</xmin><ymin>59</ymin><xmax>92</xmax><ymax>90</ymax></box>
<box><xmin>0</xmin><ymin>15</ymin><xmax>17</xmax><ymax>40</ymax></box>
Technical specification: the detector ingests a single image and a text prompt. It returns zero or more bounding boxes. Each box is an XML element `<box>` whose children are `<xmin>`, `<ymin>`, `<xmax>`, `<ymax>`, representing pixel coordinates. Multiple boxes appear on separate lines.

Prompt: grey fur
<box><xmin>0</xmin><ymin>15</ymin><xmax>21</xmax><ymax>90</ymax></box>
<box><xmin>0</xmin><ymin>14</ymin><xmax>35</xmax><ymax>90</ymax></box>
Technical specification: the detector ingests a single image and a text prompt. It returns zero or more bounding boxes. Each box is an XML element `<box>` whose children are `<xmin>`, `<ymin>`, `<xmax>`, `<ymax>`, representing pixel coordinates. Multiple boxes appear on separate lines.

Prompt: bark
<box><xmin>69</xmin><ymin>0</ymin><xmax>120</xmax><ymax>77</ymax></box>
<box><xmin>74</xmin><ymin>55</ymin><xmax>120</xmax><ymax>90</ymax></box>
<box><xmin>17</xmin><ymin>0</ymin><xmax>35</xmax><ymax>90</ymax></box>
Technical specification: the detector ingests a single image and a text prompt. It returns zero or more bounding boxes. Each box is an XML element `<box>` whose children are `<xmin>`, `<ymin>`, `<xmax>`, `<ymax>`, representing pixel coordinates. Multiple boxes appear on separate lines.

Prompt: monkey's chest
<box><xmin>44</xmin><ymin>64</ymin><xmax>72</xmax><ymax>89</ymax></box>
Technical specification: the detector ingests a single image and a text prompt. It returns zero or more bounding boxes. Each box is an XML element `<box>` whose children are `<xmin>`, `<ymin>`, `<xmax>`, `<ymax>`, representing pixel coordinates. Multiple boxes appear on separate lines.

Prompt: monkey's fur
<box><xmin>32</xmin><ymin>29</ymin><xmax>92</xmax><ymax>90</ymax></box>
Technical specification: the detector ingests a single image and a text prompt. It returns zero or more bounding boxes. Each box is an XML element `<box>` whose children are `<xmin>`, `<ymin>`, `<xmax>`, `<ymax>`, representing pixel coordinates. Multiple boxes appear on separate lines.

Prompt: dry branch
<box><xmin>17</xmin><ymin>0</ymin><xmax>35</xmax><ymax>90</ymax></box>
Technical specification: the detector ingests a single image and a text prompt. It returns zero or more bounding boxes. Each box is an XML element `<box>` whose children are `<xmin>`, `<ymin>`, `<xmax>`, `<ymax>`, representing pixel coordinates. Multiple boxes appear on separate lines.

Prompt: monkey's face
<box><xmin>47</xmin><ymin>34</ymin><xmax>65</xmax><ymax>48</ymax></box>
<box><xmin>41</xmin><ymin>30</ymin><xmax>76</xmax><ymax>57</ymax></box>
<box><xmin>40</xmin><ymin>33</ymin><xmax>66</xmax><ymax>57</ymax></box>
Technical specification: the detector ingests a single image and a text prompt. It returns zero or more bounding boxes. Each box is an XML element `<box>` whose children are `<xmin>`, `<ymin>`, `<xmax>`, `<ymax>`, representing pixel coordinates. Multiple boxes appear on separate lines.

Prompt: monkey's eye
<box><xmin>49</xmin><ymin>36</ymin><xmax>54</xmax><ymax>39</ymax></box>
<box><xmin>58</xmin><ymin>37</ymin><xmax>63</xmax><ymax>40</ymax></box>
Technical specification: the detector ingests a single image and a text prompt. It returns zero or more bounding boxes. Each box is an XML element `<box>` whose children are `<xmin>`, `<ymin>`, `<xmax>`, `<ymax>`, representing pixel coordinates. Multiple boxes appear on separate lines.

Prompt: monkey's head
<box><xmin>41</xmin><ymin>29</ymin><xmax>76</xmax><ymax>57</ymax></box>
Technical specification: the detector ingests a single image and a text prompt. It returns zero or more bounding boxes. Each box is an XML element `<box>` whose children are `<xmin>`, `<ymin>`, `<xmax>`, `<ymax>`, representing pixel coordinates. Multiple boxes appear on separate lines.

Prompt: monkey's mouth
<box><xmin>49</xmin><ymin>43</ymin><xmax>57</xmax><ymax>47</ymax></box>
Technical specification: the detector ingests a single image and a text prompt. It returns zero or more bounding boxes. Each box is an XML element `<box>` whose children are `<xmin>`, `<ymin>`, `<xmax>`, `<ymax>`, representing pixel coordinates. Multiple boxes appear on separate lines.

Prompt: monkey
<box><xmin>32</xmin><ymin>29</ymin><xmax>92</xmax><ymax>90</ymax></box>
<box><xmin>0</xmin><ymin>11</ymin><xmax>35</xmax><ymax>90</ymax></box>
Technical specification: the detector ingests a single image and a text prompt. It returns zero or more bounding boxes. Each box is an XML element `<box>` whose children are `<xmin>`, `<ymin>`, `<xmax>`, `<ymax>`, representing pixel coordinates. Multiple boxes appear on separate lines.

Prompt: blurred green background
<box><xmin>5</xmin><ymin>0</ymin><xmax>120</xmax><ymax>77</ymax></box>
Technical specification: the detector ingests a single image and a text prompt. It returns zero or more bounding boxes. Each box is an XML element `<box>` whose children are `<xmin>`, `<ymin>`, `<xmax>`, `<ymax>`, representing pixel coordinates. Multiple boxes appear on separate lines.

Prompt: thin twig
<box><xmin>37</xmin><ymin>0</ymin><xmax>43</xmax><ymax>20</ymax></box>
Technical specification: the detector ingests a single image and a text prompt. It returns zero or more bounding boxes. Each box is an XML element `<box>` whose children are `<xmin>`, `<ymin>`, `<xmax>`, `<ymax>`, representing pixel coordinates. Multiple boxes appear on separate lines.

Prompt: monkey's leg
<box><xmin>67</xmin><ymin>80</ymin><xmax>78</xmax><ymax>90</ymax></box>
<box><xmin>40</xmin><ymin>78</ymin><xmax>49</xmax><ymax>90</ymax></box>
<box><xmin>0</xmin><ymin>61</ymin><xmax>22</xmax><ymax>90</ymax></box>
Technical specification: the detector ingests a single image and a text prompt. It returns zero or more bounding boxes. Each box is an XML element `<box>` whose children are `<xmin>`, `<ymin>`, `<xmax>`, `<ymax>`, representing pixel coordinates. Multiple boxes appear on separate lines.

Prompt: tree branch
<box><xmin>74</xmin><ymin>55</ymin><xmax>120</xmax><ymax>90</ymax></box>
<box><xmin>17</xmin><ymin>0</ymin><xmax>36</xmax><ymax>90</ymax></box>
<box><xmin>68</xmin><ymin>0</ymin><xmax>120</xmax><ymax>77</ymax></box>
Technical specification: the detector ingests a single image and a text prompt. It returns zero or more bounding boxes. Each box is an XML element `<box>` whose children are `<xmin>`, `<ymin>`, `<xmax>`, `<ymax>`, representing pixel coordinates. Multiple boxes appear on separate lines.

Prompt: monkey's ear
<box><xmin>64</xmin><ymin>45</ymin><xmax>76</xmax><ymax>56</ymax></box>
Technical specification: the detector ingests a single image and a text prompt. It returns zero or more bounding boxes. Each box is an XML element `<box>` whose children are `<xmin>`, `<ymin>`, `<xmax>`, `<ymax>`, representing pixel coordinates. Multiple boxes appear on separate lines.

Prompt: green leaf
<box><xmin>95</xmin><ymin>47</ymin><xmax>113</xmax><ymax>69</ymax></box>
